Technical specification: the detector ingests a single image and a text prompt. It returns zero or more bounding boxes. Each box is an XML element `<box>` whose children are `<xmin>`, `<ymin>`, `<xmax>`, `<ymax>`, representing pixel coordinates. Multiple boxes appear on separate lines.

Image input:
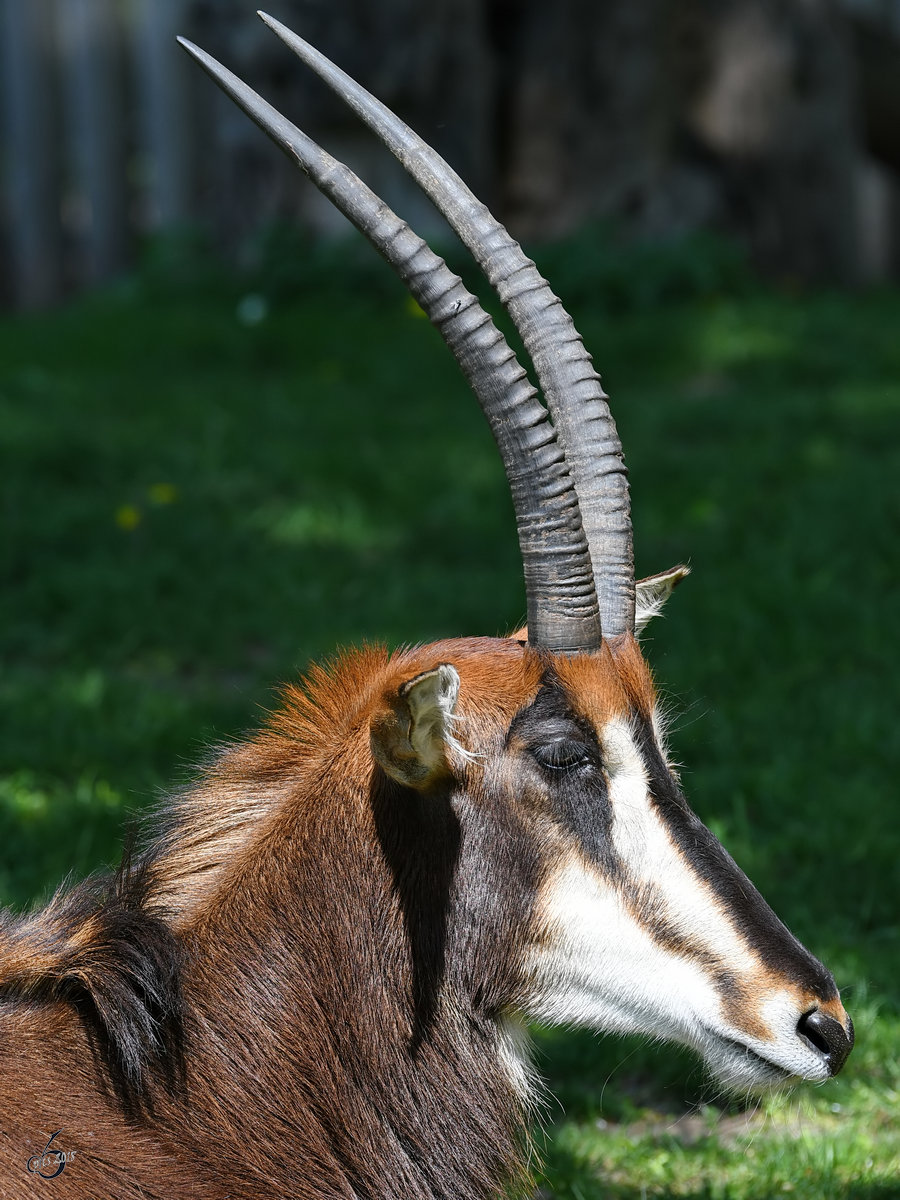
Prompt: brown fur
<box><xmin>553</xmin><ymin>634</ymin><xmax>656</xmax><ymax>725</ymax></box>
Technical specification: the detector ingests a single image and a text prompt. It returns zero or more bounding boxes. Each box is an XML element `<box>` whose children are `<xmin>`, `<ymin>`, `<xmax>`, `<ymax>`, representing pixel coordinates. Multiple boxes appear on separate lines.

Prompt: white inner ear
<box><xmin>403</xmin><ymin>664</ymin><xmax>461</xmax><ymax>768</ymax></box>
<box><xmin>634</xmin><ymin>564</ymin><xmax>690</xmax><ymax>636</ymax></box>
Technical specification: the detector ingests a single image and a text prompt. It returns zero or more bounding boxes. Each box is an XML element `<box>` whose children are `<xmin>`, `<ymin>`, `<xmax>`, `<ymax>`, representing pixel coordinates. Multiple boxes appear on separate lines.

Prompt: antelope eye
<box><xmin>532</xmin><ymin>740</ymin><xmax>591</xmax><ymax>772</ymax></box>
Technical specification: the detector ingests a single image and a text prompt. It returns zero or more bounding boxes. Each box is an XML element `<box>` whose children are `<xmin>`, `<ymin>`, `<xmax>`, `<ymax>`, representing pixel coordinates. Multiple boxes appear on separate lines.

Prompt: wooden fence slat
<box><xmin>0</xmin><ymin>0</ymin><xmax>64</xmax><ymax>307</ymax></box>
<box><xmin>133</xmin><ymin>0</ymin><xmax>191</xmax><ymax>230</ymax></box>
<box><xmin>59</xmin><ymin>0</ymin><xmax>129</xmax><ymax>285</ymax></box>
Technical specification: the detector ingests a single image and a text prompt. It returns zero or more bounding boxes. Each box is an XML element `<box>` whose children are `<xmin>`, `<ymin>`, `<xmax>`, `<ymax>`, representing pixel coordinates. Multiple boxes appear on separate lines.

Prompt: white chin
<box><xmin>693</xmin><ymin>1021</ymin><xmax>834</xmax><ymax>1093</ymax></box>
<box><xmin>704</xmin><ymin>1042</ymin><xmax>796</xmax><ymax>1093</ymax></box>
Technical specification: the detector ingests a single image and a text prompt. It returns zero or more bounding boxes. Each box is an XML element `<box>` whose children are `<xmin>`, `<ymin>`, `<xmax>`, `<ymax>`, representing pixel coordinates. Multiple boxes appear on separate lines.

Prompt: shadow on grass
<box><xmin>533</xmin><ymin>1026</ymin><xmax>726</xmax><ymax>1126</ymax></box>
<box><xmin>534</xmin><ymin>1023</ymin><xmax>899</xmax><ymax>1200</ymax></box>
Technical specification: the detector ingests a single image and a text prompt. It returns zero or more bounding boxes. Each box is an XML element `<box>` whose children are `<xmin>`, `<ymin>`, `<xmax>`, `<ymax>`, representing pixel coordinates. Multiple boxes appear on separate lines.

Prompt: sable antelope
<box><xmin>0</xmin><ymin>14</ymin><xmax>853</xmax><ymax>1200</ymax></box>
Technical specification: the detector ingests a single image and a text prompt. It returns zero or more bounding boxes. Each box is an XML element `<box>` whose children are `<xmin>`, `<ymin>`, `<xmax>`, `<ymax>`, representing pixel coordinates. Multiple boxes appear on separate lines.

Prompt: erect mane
<box><xmin>141</xmin><ymin>638</ymin><xmax>527</xmax><ymax>921</ymax></box>
<box><xmin>141</xmin><ymin>643</ymin><xmax>397</xmax><ymax>919</ymax></box>
<box><xmin>0</xmin><ymin>645</ymin><xmax>398</xmax><ymax>1116</ymax></box>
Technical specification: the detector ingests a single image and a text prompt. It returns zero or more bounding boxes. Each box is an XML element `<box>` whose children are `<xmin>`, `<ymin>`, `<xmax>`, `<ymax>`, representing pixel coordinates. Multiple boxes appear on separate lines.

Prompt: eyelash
<box><xmin>531</xmin><ymin>740</ymin><xmax>592</xmax><ymax>772</ymax></box>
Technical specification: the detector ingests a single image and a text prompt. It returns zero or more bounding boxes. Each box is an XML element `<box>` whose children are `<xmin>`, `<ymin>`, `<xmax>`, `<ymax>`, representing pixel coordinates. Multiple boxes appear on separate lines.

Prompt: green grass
<box><xmin>1</xmin><ymin>240</ymin><xmax>898</xmax><ymax>1196</ymax></box>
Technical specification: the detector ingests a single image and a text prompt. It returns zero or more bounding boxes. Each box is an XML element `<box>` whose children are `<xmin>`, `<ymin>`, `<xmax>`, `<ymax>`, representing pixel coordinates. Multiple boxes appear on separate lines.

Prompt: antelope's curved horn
<box><xmin>257</xmin><ymin>12</ymin><xmax>635</xmax><ymax>639</ymax></box>
<box><xmin>177</xmin><ymin>39</ymin><xmax>601</xmax><ymax>652</ymax></box>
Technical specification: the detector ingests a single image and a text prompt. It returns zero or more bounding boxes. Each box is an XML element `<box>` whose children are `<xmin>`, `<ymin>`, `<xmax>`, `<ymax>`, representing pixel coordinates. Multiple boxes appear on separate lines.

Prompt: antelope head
<box><xmin>179</xmin><ymin>16</ymin><xmax>853</xmax><ymax>1095</ymax></box>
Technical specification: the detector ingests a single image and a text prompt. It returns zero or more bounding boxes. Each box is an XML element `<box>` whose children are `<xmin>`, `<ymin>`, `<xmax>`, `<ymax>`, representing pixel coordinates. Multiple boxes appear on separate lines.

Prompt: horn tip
<box><xmin>176</xmin><ymin>37</ymin><xmax>209</xmax><ymax>65</ymax></box>
<box><xmin>258</xmin><ymin>10</ymin><xmax>314</xmax><ymax>57</ymax></box>
<box><xmin>176</xmin><ymin>37</ymin><xmax>224</xmax><ymax>78</ymax></box>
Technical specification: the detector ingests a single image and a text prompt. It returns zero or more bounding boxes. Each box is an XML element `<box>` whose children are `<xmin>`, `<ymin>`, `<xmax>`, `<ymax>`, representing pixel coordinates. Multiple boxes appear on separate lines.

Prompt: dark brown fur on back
<box><xmin>0</xmin><ymin>848</ymin><xmax>184</xmax><ymax>1120</ymax></box>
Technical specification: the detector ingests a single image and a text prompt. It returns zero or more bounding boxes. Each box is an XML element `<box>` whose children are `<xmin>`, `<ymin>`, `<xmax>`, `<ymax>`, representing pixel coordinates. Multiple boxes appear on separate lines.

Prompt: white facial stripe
<box><xmin>602</xmin><ymin>715</ymin><xmax>757</xmax><ymax>977</ymax></box>
<box><xmin>524</xmin><ymin>854</ymin><xmax>725</xmax><ymax>1042</ymax></box>
<box><xmin>524</xmin><ymin>854</ymin><xmax>832</xmax><ymax>1089</ymax></box>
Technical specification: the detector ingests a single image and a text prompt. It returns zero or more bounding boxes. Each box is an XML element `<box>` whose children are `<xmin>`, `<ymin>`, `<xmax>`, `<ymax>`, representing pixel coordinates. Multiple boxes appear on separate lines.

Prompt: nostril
<box><xmin>797</xmin><ymin>1008</ymin><xmax>831</xmax><ymax>1056</ymax></box>
<box><xmin>797</xmin><ymin>1008</ymin><xmax>854</xmax><ymax>1076</ymax></box>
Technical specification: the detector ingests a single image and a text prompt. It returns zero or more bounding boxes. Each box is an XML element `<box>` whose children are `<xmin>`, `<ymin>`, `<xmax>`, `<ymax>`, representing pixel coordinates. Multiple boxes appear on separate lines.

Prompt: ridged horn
<box><xmin>257</xmin><ymin>11</ymin><xmax>636</xmax><ymax>638</ymax></box>
<box><xmin>177</xmin><ymin>37</ymin><xmax>601</xmax><ymax>652</ymax></box>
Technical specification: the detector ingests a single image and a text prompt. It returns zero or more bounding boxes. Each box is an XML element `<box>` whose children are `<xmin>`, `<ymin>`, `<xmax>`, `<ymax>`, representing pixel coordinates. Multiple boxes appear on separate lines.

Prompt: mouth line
<box><xmin>708</xmin><ymin>1031</ymin><xmax>795</xmax><ymax>1080</ymax></box>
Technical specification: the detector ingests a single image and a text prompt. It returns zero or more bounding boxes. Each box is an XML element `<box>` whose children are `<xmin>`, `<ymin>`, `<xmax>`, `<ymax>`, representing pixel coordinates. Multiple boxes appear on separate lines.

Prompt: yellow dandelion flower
<box><xmin>148</xmin><ymin>482</ymin><xmax>178</xmax><ymax>505</ymax></box>
<box><xmin>115</xmin><ymin>505</ymin><xmax>141</xmax><ymax>531</ymax></box>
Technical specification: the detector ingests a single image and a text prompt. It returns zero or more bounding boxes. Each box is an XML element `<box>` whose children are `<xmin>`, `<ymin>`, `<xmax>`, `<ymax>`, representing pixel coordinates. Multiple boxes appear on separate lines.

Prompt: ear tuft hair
<box><xmin>635</xmin><ymin>565</ymin><xmax>690</xmax><ymax>636</ymax></box>
<box><xmin>372</xmin><ymin>663</ymin><xmax>463</xmax><ymax>788</ymax></box>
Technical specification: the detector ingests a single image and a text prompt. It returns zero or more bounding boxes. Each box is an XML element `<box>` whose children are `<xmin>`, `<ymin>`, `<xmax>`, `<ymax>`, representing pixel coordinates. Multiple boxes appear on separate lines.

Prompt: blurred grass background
<box><xmin>0</xmin><ymin>229</ymin><xmax>897</xmax><ymax>1196</ymax></box>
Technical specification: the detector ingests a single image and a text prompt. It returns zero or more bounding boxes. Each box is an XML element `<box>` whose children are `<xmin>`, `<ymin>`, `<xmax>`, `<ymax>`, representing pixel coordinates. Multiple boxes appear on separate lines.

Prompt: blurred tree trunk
<box><xmin>662</xmin><ymin>0</ymin><xmax>861</xmax><ymax>283</ymax></box>
<box><xmin>491</xmin><ymin>0</ymin><xmax>667</xmax><ymax>240</ymax></box>
<box><xmin>495</xmin><ymin>0</ymin><xmax>861</xmax><ymax>281</ymax></box>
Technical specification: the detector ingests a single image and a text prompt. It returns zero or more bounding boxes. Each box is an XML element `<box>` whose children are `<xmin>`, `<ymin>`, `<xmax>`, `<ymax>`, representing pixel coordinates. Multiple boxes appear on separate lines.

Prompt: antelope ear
<box><xmin>370</xmin><ymin>664</ymin><xmax>462</xmax><ymax>788</ymax></box>
<box><xmin>511</xmin><ymin>565</ymin><xmax>690</xmax><ymax>643</ymax></box>
<box><xmin>635</xmin><ymin>565</ymin><xmax>690</xmax><ymax>636</ymax></box>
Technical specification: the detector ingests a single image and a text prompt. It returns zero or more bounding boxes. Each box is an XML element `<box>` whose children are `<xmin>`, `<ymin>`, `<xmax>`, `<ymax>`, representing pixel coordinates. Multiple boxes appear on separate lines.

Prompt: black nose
<box><xmin>797</xmin><ymin>1008</ymin><xmax>854</xmax><ymax>1076</ymax></box>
